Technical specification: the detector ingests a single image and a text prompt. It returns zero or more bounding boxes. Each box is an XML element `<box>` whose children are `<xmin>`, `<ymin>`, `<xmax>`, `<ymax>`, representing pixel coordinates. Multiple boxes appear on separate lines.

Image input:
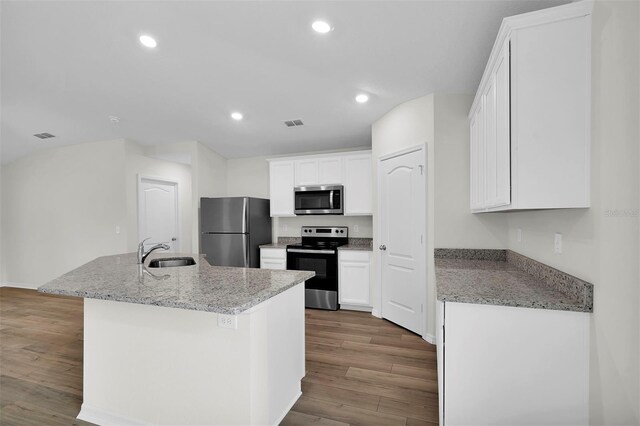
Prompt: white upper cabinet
<box><xmin>294</xmin><ymin>159</ymin><xmax>319</xmax><ymax>186</ymax></box>
<box><xmin>269</xmin><ymin>151</ymin><xmax>372</xmax><ymax>217</ymax></box>
<box><xmin>318</xmin><ymin>157</ymin><xmax>343</xmax><ymax>185</ymax></box>
<box><xmin>269</xmin><ymin>160</ymin><xmax>295</xmax><ymax>216</ymax></box>
<box><xmin>295</xmin><ymin>156</ymin><xmax>343</xmax><ymax>186</ymax></box>
<box><xmin>470</xmin><ymin>103</ymin><xmax>485</xmax><ymax>211</ymax></box>
<box><xmin>470</xmin><ymin>2</ymin><xmax>591</xmax><ymax>212</ymax></box>
<box><xmin>343</xmin><ymin>154</ymin><xmax>372</xmax><ymax>215</ymax></box>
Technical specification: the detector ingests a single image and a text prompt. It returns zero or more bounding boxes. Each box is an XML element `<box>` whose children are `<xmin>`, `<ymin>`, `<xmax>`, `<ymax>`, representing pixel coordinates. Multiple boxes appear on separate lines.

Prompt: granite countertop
<box><xmin>258</xmin><ymin>243</ymin><xmax>288</xmax><ymax>249</ymax></box>
<box><xmin>38</xmin><ymin>253</ymin><xmax>315</xmax><ymax>315</ymax></box>
<box><xmin>435</xmin><ymin>249</ymin><xmax>593</xmax><ymax>313</ymax></box>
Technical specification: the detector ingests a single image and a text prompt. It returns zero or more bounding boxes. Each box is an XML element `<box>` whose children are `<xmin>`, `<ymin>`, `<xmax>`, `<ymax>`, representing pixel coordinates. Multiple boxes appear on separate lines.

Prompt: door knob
<box><xmin>379</xmin><ymin>245</ymin><xmax>387</xmax><ymax>251</ymax></box>
<box><xmin>171</xmin><ymin>237</ymin><xmax>177</xmax><ymax>241</ymax></box>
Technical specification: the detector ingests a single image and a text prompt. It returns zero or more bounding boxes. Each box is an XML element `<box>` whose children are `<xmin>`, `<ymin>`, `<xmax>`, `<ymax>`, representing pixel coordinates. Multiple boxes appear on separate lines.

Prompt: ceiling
<box><xmin>1</xmin><ymin>0</ymin><xmax>566</xmax><ymax>165</ymax></box>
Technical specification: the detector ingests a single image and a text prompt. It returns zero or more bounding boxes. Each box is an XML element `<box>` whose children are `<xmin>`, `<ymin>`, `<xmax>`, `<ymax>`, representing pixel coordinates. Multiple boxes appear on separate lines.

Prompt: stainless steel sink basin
<box><xmin>148</xmin><ymin>257</ymin><xmax>196</xmax><ymax>268</ymax></box>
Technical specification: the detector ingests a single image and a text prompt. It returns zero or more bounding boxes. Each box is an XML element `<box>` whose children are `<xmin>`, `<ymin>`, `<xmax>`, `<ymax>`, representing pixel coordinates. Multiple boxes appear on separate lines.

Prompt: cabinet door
<box><xmin>294</xmin><ymin>159</ymin><xmax>319</xmax><ymax>186</ymax></box>
<box><xmin>493</xmin><ymin>39</ymin><xmax>511</xmax><ymax>207</ymax></box>
<box><xmin>318</xmin><ymin>157</ymin><xmax>342</xmax><ymax>184</ymax></box>
<box><xmin>343</xmin><ymin>154</ymin><xmax>372</xmax><ymax>215</ymax></box>
<box><xmin>483</xmin><ymin>74</ymin><xmax>498</xmax><ymax>207</ymax></box>
<box><xmin>260</xmin><ymin>258</ymin><xmax>286</xmax><ymax>270</ymax></box>
<box><xmin>470</xmin><ymin>103</ymin><xmax>486</xmax><ymax>211</ymax></box>
<box><xmin>269</xmin><ymin>161</ymin><xmax>295</xmax><ymax>216</ymax></box>
<box><xmin>339</xmin><ymin>251</ymin><xmax>371</xmax><ymax>306</ymax></box>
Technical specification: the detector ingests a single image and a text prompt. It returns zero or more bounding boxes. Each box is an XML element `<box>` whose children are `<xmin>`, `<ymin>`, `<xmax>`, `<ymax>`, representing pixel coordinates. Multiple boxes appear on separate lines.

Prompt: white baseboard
<box><xmin>371</xmin><ymin>308</ymin><xmax>382</xmax><ymax>318</ymax></box>
<box><xmin>1</xmin><ymin>282</ymin><xmax>39</xmax><ymax>290</ymax></box>
<box><xmin>340</xmin><ymin>304</ymin><xmax>373</xmax><ymax>313</ymax></box>
<box><xmin>272</xmin><ymin>389</ymin><xmax>302</xmax><ymax>426</ymax></box>
<box><xmin>77</xmin><ymin>403</ymin><xmax>145</xmax><ymax>426</ymax></box>
<box><xmin>423</xmin><ymin>333</ymin><xmax>436</xmax><ymax>345</ymax></box>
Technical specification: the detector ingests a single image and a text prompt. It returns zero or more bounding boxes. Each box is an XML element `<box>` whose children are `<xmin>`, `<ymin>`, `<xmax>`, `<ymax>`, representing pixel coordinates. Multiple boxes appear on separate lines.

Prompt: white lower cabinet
<box><xmin>437</xmin><ymin>301</ymin><xmax>590</xmax><ymax>425</ymax></box>
<box><xmin>338</xmin><ymin>250</ymin><xmax>371</xmax><ymax>310</ymax></box>
<box><xmin>259</xmin><ymin>248</ymin><xmax>286</xmax><ymax>270</ymax></box>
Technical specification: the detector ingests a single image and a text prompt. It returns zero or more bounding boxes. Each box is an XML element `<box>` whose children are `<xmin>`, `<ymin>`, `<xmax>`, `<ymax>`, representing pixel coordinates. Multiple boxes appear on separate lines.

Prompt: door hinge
<box><xmin>421</xmin><ymin>304</ymin><xmax>424</xmax><ymax>313</ymax></box>
<box><xmin>419</xmin><ymin>165</ymin><xmax>424</xmax><ymax>175</ymax></box>
<box><xmin>421</xmin><ymin>235</ymin><xmax>423</xmax><ymax>245</ymax></box>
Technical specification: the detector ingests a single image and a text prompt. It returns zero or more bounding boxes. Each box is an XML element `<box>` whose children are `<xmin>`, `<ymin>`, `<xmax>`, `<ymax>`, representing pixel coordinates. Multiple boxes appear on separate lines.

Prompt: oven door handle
<box><xmin>287</xmin><ymin>248</ymin><xmax>336</xmax><ymax>255</ymax></box>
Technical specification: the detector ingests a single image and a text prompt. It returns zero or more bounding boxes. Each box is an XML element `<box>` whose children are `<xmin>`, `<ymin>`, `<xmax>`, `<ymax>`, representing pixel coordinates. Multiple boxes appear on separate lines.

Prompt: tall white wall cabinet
<box><xmin>268</xmin><ymin>151</ymin><xmax>373</xmax><ymax>217</ymax></box>
<box><xmin>470</xmin><ymin>2</ymin><xmax>592</xmax><ymax>212</ymax></box>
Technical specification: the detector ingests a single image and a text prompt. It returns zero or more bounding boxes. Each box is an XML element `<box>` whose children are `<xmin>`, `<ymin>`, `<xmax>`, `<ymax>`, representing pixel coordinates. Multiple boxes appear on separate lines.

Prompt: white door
<box><xmin>138</xmin><ymin>178</ymin><xmax>178</xmax><ymax>252</ymax></box>
<box><xmin>379</xmin><ymin>148</ymin><xmax>425</xmax><ymax>335</ymax></box>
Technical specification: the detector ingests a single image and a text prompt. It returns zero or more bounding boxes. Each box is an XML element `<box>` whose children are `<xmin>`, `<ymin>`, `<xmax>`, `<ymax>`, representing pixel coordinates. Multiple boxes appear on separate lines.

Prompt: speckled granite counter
<box><xmin>337</xmin><ymin>238</ymin><xmax>373</xmax><ymax>251</ymax></box>
<box><xmin>38</xmin><ymin>252</ymin><xmax>315</xmax><ymax>314</ymax></box>
<box><xmin>435</xmin><ymin>249</ymin><xmax>593</xmax><ymax>313</ymax></box>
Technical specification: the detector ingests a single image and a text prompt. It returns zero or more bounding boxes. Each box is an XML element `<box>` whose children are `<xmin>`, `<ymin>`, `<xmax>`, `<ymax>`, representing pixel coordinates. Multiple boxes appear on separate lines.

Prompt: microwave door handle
<box><xmin>329</xmin><ymin>190</ymin><xmax>334</xmax><ymax>210</ymax></box>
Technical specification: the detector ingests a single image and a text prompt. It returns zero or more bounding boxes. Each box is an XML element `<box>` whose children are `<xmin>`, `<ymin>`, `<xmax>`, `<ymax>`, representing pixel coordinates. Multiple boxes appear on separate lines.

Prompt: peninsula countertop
<box><xmin>435</xmin><ymin>249</ymin><xmax>593</xmax><ymax>313</ymax></box>
<box><xmin>38</xmin><ymin>252</ymin><xmax>315</xmax><ymax>314</ymax></box>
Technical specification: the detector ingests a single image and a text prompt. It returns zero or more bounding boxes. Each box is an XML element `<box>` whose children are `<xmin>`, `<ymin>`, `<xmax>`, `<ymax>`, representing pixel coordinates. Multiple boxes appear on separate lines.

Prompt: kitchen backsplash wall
<box><xmin>275</xmin><ymin>215</ymin><xmax>373</xmax><ymax>239</ymax></box>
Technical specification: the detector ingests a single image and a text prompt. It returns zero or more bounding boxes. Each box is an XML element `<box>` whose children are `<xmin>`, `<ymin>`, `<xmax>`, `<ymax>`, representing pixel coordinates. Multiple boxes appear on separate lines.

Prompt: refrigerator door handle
<box><xmin>242</xmin><ymin>198</ymin><xmax>248</xmax><ymax>233</ymax></box>
<box><xmin>243</xmin><ymin>234</ymin><xmax>250</xmax><ymax>267</ymax></box>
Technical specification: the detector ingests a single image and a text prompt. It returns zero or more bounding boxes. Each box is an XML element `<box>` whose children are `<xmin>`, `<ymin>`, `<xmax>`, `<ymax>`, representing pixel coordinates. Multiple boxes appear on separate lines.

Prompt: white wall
<box><xmin>1</xmin><ymin>139</ymin><xmax>196</xmax><ymax>288</ymax></box>
<box><xmin>227</xmin><ymin>156</ymin><xmax>270</xmax><ymax>199</ymax></box>
<box><xmin>372</xmin><ymin>94</ymin><xmax>436</xmax><ymax>338</ymax></box>
<box><xmin>1</xmin><ymin>140</ymin><xmax>129</xmax><ymax>287</ymax></box>
<box><xmin>503</xmin><ymin>1</ymin><xmax>640</xmax><ymax>423</ymax></box>
<box><xmin>433</xmin><ymin>94</ymin><xmax>507</xmax><ymax>248</ymax></box>
<box><xmin>125</xmin><ymin>141</ymin><xmax>193</xmax><ymax>253</ymax></box>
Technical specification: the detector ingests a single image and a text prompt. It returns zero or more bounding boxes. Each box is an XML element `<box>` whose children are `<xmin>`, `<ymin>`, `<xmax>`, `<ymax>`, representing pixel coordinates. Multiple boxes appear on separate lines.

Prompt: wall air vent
<box><xmin>34</xmin><ymin>132</ymin><xmax>56</xmax><ymax>139</ymax></box>
<box><xmin>282</xmin><ymin>119</ymin><xmax>304</xmax><ymax>127</ymax></box>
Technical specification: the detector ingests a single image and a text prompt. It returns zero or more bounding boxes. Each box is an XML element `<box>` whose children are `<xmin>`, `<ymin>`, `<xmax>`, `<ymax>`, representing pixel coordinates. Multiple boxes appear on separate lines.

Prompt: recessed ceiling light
<box><xmin>355</xmin><ymin>94</ymin><xmax>369</xmax><ymax>104</ymax></box>
<box><xmin>139</xmin><ymin>35</ymin><xmax>157</xmax><ymax>48</ymax></box>
<box><xmin>231</xmin><ymin>112</ymin><xmax>243</xmax><ymax>121</ymax></box>
<box><xmin>312</xmin><ymin>21</ymin><xmax>332</xmax><ymax>34</ymax></box>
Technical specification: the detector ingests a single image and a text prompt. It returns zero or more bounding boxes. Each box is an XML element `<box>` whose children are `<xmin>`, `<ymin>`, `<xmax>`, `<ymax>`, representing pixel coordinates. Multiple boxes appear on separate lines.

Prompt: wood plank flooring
<box><xmin>0</xmin><ymin>287</ymin><xmax>91</xmax><ymax>425</ymax></box>
<box><xmin>0</xmin><ymin>288</ymin><xmax>439</xmax><ymax>425</ymax></box>
<box><xmin>282</xmin><ymin>308</ymin><xmax>439</xmax><ymax>426</ymax></box>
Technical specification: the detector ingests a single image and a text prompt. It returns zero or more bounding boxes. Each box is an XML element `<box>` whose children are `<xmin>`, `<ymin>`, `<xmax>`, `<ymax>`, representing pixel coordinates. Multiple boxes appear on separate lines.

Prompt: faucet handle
<box><xmin>139</xmin><ymin>237</ymin><xmax>151</xmax><ymax>248</ymax></box>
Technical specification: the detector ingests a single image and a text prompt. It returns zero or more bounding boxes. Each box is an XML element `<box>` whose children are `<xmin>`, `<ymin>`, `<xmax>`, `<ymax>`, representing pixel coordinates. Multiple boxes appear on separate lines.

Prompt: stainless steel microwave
<box><xmin>294</xmin><ymin>185</ymin><xmax>343</xmax><ymax>215</ymax></box>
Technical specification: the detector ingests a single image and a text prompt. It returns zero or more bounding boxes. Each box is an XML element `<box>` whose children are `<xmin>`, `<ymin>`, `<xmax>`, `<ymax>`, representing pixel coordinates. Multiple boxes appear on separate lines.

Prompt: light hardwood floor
<box><xmin>0</xmin><ymin>287</ymin><xmax>439</xmax><ymax>425</ymax></box>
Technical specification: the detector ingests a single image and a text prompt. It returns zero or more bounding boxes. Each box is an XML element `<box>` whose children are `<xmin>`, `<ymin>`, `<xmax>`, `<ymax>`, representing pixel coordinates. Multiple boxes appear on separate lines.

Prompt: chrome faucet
<box><xmin>137</xmin><ymin>238</ymin><xmax>170</xmax><ymax>264</ymax></box>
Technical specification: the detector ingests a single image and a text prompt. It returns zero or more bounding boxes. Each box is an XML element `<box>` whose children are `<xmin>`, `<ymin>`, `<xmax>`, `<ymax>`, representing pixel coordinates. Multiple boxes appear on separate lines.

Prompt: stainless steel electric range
<box><xmin>286</xmin><ymin>226</ymin><xmax>348</xmax><ymax>310</ymax></box>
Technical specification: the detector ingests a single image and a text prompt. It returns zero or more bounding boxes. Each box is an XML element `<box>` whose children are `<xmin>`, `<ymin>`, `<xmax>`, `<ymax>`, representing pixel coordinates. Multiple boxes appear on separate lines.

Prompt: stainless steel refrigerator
<box><xmin>200</xmin><ymin>197</ymin><xmax>272</xmax><ymax>268</ymax></box>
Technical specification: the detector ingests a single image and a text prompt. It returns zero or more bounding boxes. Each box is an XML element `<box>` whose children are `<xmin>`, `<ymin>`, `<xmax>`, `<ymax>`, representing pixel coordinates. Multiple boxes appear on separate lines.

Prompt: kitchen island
<box><xmin>39</xmin><ymin>253</ymin><xmax>314</xmax><ymax>426</ymax></box>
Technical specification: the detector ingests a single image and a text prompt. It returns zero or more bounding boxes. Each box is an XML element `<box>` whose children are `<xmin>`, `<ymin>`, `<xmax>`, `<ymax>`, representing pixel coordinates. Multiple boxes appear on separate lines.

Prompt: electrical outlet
<box><xmin>218</xmin><ymin>314</ymin><xmax>238</xmax><ymax>329</ymax></box>
<box><xmin>354</xmin><ymin>225</ymin><xmax>359</xmax><ymax>234</ymax></box>
<box><xmin>554</xmin><ymin>233</ymin><xmax>562</xmax><ymax>254</ymax></box>
<box><xmin>517</xmin><ymin>228</ymin><xmax>522</xmax><ymax>242</ymax></box>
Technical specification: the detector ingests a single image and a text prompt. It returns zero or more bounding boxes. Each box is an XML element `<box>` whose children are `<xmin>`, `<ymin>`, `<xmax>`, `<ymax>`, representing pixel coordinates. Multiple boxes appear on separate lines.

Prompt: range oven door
<box><xmin>294</xmin><ymin>185</ymin><xmax>343</xmax><ymax>215</ymax></box>
<box><xmin>287</xmin><ymin>248</ymin><xmax>339</xmax><ymax>310</ymax></box>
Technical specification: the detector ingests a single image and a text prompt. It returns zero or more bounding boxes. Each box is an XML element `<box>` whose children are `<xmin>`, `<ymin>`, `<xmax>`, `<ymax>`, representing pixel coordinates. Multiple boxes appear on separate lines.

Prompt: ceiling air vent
<box><xmin>34</xmin><ymin>132</ymin><xmax>56</xmax><ymax>139</ymax></box>
<box><xmin>282</xmin><ymin>119</ymin><xmax>304</xmax><ymax>128</ymax></box>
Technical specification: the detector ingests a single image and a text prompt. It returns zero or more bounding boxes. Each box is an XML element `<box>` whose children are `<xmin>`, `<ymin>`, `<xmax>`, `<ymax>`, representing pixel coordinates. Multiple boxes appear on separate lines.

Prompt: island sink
<box><xmin>148</xmin><ymin>256</ymin><xmax>196</xmax><ymax>268</ymax></box>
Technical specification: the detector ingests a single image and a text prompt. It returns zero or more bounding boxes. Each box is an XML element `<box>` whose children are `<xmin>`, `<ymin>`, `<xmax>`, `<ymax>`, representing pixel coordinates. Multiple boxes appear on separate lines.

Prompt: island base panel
<box><xmin>78</xmin><ymin>283</ymin><xmax>305</xmax><ymax>426</ymax></box>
